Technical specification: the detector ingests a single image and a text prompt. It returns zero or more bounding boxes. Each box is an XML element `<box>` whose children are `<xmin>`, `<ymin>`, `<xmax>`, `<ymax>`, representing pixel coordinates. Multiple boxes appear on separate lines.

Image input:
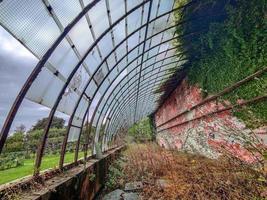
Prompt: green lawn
<box><xmin>0</xmin><ymin>152</ymin><xmax>83</xmax><ymax>185</ymax></box>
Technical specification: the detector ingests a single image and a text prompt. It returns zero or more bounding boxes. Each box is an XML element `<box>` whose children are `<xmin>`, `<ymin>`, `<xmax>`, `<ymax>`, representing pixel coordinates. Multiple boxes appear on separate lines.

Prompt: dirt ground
<box><xmin>104</xmin><ymin>143</ymin><xmax>267</xmax><ymax>200</ymax></box>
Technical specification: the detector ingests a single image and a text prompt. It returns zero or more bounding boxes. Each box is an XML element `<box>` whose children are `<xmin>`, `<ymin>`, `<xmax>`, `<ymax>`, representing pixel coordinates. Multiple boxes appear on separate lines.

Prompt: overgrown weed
<box><xmin>107</xmin><ymin>143</ymin><xmax>267</xmax><ymax>200</ymax></box>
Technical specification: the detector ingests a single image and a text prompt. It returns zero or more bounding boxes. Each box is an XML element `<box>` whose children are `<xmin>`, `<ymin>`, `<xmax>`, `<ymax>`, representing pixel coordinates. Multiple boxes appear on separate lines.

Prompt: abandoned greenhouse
<box><xmin>0</xmin><ymin>0</ymin><xmax>266</xmax><ymax>199</ymax></box>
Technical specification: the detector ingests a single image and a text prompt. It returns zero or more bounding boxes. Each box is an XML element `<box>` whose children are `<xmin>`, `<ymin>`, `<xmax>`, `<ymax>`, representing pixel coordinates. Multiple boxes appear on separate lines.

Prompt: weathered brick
<box><xmin>155</xmin><ymin>79</ymin><xmax>266</xmax><ymax>162</ymax></box>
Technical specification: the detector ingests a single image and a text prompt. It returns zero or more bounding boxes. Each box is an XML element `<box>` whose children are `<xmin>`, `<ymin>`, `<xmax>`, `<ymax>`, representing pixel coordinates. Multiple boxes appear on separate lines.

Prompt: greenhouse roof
<box><xmin>0</xmin><ymin>0</ymin><xmax>191</xmax><ymax>171</ymax></box>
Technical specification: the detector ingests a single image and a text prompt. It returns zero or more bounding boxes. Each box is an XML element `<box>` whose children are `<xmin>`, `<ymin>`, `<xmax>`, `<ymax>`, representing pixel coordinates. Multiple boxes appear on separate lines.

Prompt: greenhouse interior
<box><xmin>0</xmin><ymin>0</ymin><xmax>266</xmax><ymax>199</ymax></box>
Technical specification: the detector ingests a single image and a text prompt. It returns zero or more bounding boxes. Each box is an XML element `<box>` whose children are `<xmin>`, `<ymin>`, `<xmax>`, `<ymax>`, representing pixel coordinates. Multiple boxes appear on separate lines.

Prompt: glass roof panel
<box><xmin>25</xmin><ymin>67</ymin><xmax>54</xmax><ymax>104</ymax></box>
<box><xmin>117</xmin><ymin>58</ymin><xmax>127</xmax><ymax>72</ymax></box>
<box><xmin>67</xmin><ymin>126</ymin><xmax>80</xmax><ymax>142</ymax></box>
<box><xmin>72</xmin><ymin>115</ymin><xmax>83</xmax><ymax>127</ymax></box>
<box><xmin>158</xmin><ymin>0</ymin><xmax>174</xmax><ymax>16</ymax></box>
<box><xmin>162</xmin><ymin>27</ymin><xmax>176</xmax><ymax>40</ymax></box>
<box><xmin>113</xmin><ymin>20</ymin><xmax>126</xmax><ymax>46</ymax></box>
<box><xmin>73</xmin><ymin>98</ymin><xmax>88</xmax><ymax>124</ymax></box>
<box><xmin>107</xmin><ymin>53</ymin><xmax>117</xmax><ymax>70</ymax></box>
<box><xmin>49</xmin><ymin>0</ymin><xmax>82</xmax><ymax>28</ymax></box>
<box><xmin>109</xmin><ymin>68</ymin><xmax>118</xmax><ymax>82</ymax></box>
<box><xmin>88</xmin><ymin>0</ymin><xmax>109</xmax><ymax>38</ymax></box>
<box><xmin>0</xmin><ymin>0</ymin><xmax>61</xmax><ymax>57</ymax></box>
<box><xmin>127</xmin><ymin>59</ymin><xmax>138</xmax><ymax>72</ymax></box>
<box><xmin>77</xmin><ymin>97</ymin><xmax>88</xmax><ymax>117</ymax></box>
<box><xmin>58</xmin><ymin>88</ymin><xmax>80</xmax><ymax>115</ymax></box>
<box><xmin>84</xmin><ymin>47</ymin><xmax>102</xmax><ymax>74</ymax></box>
<box><xmin>79</xmin><ymin>67</ymin><xmax>91</xmax><ymax>91</ymax></box>
<box><xmin>26</xmin><ymin>67</ymin><xmax>65</xmax><ymax>109</ymax></box>
<box><xmin>116</xmin><ymin>40</ymin><xmax>127</xmax><ymax>61</ymax></box>
<box><xmin>127</xmin><ymin>0</ymin><xmax>143</xmax><ymax>11</ymax></box>
<box><xmin>98</xmin><ymin>78</ymin><xmax>110</xmax><ymax>95</ymax></box>
<box><xmin>94</xmin><ymin>62</ymin><xmax>109</xmax><ymax>85</ymax></box>
<box><xmin>109</xmin><ymin>0</ymin><xmax>125</xmax><ymax>23</ymax></box>
<box><xmin>48</xmin><ymin>38</ymin><xmax>79</xmax><ymax>78</ymax></box>
<box><xmin>127</xmin><ymin>47</ymin><xmax>141</xmax><ymax>63</ymax></box>
<box><xmin>150</xmin><ymin>0</ymin><xmax>160</xmax><ymax>20</ymax></box>
<box><xmin>142</xmin><ymin>3</ymin><xmax>150</xmax><ymax>25</ymax></box>
<box><xmin>98</xmin><ymin>32</ymin><xmax>114</xmax><ymax>58</ymax></box>
<box><xmin>146</xmin><ymin>33</ymin><xmax>164</xmax><ymax>51</ymax></box>
<box><xmin>127</xmin><ymin>8</ymin><xmax>142</xmax><ymax>34</ymax></box>
<box><xmin>127</xmin><ymin>31</ymin><xmax>140</xmax><ymax>51</ymax></box>
<box><xmin>68</xmin><ymin>17</ymin><xmax>94</xmax><ymax>56</ymax></box>
<box><xmin>85</xmin><ymin>80</ymin><xmax>98</xmax><ymax>99</ymax></box>
<box><xmin>148</xmin><ymin>15</ymin><xmax>170</xmax><ymax>37</ymax></box>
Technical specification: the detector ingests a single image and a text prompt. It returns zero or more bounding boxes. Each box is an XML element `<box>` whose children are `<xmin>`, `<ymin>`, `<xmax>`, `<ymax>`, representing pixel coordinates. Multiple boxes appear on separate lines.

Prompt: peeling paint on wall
<box><xmin>155</xmin><ymin>79</ymin><xmax>266</xmax><ymax>163</ymax></box>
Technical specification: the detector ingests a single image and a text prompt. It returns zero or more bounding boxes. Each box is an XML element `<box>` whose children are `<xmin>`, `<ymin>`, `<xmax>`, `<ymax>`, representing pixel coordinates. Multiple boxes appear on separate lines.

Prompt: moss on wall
<box><xmin>175</xmin><ymin>0</ymin><xmax>267</xmax><ymax>128</ymax></box>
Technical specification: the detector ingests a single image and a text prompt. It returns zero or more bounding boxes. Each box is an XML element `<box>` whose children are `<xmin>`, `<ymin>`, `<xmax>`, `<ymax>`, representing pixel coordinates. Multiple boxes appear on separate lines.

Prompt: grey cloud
<box><xmin>0</xmin><ymin>27</ymin><xmax>70</xmax><ymax>132</ymax></box>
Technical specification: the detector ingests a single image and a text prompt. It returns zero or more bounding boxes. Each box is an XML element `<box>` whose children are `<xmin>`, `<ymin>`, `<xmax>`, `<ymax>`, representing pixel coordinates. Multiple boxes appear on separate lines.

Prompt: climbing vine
<box><xmin>174</xmin><ymin>0</ymin><xmax>267</xmax><ymax>128</ymax></box>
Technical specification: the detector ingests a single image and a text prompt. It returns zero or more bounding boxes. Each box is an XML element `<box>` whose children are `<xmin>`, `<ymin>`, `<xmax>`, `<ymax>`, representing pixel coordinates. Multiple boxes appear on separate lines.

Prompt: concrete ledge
<box><xmin>1</xmin><ymin>146</ymin><xmax>124</xmax><ymax>200</ymax></box>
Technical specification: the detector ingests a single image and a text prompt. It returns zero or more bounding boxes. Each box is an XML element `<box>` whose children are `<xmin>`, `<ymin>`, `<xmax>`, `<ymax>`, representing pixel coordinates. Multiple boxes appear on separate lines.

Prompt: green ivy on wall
<box><xmin>174</xmin><ymin>0</ymin><xmax>267</xmax><ymax>128</ymax></box>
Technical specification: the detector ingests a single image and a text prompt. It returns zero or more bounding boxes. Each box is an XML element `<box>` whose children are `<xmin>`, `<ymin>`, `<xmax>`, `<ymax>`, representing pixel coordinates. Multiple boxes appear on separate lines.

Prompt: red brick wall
<box><xmin>155</xmin><ymin>79</ymin><xmax>265</xmax><ymax>163</ymax></box>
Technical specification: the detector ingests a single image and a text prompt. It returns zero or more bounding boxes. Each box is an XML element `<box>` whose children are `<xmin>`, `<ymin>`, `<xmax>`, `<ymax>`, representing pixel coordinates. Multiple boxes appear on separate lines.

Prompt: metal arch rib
<box><xmin>64</xmin><ymin>10</ymin><xmax>218</xmax><ymax>159</ymax></box>
<box><xmin>0</xmin><ymin>0</ymin><xmax>102</xmax><ymax>153</ymax></box>
<box><xmin>103</xmin><ymin>65</ymin><xmax>184</xmax><ymax>139</ymax></box>
<box><xmin>33</xmin><ymin>0</ymin><xmax>151</xmax><ymax>173</ymax></box>
<box><xmin>87</xmin><ymin>57</ymin><xmax>186</xmax><ymax>151</ymax></box>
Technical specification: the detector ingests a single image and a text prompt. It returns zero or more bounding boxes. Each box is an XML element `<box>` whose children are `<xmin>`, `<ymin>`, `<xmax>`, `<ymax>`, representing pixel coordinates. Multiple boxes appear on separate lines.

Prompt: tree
<box><xmin>31</xmin><ymin>116</ymin><xmax>65</xmax><ymax>131</ymax></box>
<box><xmin>128</xmin><ymin>117</ymin><xmax>153</xmax><ymax>142</ymax></box>
<box><xmin>5</xmin><ymin>132</ymin><xmax>25</xmax><ymax>152</ymax></box>
<box><xmin>15</xmin><ymin>124</ymin><xmax>26</xmax><ymax>133</ymax></box>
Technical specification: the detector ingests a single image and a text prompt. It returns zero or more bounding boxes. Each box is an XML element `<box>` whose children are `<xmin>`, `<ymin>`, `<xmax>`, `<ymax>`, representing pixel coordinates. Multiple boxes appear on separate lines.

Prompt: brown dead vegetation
<box><xmin>121</xmin><ymin>143</ymin><xmax>267</xmax><ymax>200</ymax></box>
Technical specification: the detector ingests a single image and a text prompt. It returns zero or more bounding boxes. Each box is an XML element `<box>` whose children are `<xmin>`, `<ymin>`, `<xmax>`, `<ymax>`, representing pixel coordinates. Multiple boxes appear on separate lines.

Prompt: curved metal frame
<box><xmin>60</xmin><ymin>30</ymin><xmax>188</xmax><ymax>165</ymax></box>
<box><xmin>0</xmin><ymin>0</ymin><xmax>202</xmax><ymax>174</ymax></box>
<box><xmin>58</xmin><ymin>4</ymin><xmax>189</xmax><ymax>166</ymax></box>
<box><xmin>91</xmin><ymin>18</ymin><xmax>224</xmax><ymax>143</ymax></box>
<box><xmin>71</xmin><ymin>9</ymin><xmax>199</xmax><ymax>158</ymax></box>
<box><xmin>105</xmin><ymin>76</ymin><xmax>179</xmax><ymax>136</ymax></box>
<box><xmin>81</xmin><ymin>17</ymin><xmax>217</xmax><ymax>153</ymax></box>
<box><xmin>94</xmin><ymin>63</ymin><xmax>181</xmax><ymax>147</ymax></box>
<box><xmin>0</xmin><ymin>0</ymin><xmax>102</xmax><ymax>153</ymax></box>
<box><xmin>94</xmin><ymin>57</ymin><xmax>185</xmax><ymax>147</ymax></box>
<box><xmin>34</xmin><ymin>0</ymin><xmax>153</xmax><ymax>173</ymax></box>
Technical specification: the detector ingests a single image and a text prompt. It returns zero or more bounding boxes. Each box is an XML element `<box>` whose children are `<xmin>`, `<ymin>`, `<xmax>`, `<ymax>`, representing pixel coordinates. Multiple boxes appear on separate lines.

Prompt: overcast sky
<box><xmin>0</xmin><ymin>26</ymin><xmax>69</xmax><ymax>132</ymax></box>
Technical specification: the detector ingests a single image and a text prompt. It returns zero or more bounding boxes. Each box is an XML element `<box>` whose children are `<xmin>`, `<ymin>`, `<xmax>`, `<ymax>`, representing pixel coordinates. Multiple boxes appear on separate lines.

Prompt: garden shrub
<box><xmin>127</xmin><ymin>117</ymin><xmax>154</xmax><ymax>142</ymax></box>
<box><xmin>105</xmin><ymin>158</ymin><xmax>125</xmax><ymax>191</ymax></box>
<box><xmin>0</xmin><ymin>152</ymin><xmax>25</xmax><ymax>171</ymax></box>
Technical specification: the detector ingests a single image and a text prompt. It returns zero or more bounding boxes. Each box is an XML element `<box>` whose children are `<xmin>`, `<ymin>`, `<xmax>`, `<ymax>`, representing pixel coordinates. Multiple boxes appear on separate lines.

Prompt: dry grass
<box><xmin>121</xmin><ymin>143</ymin><xmax>267</xmax><ymax>200</ymax></box>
